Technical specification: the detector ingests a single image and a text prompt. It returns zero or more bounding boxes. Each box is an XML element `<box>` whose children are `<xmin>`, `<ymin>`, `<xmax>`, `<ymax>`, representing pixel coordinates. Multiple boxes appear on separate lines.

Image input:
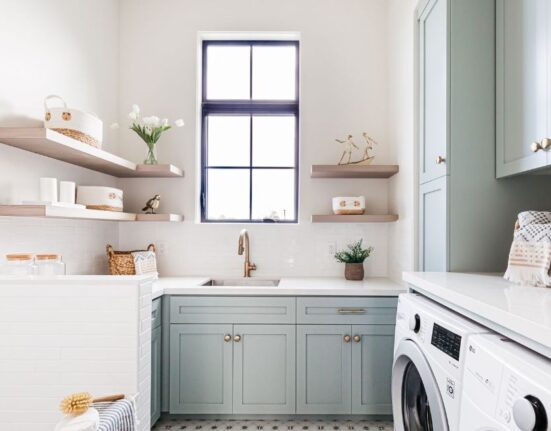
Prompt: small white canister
<box><xmin>332</xmin><ymin>196</ymin><xmax>366</xmax><ymax>215</ymax></box>
<box><xmin>77</xmin><ymin>186</ymin><xmax>124</xmax><ymax>212</ymax></box>
<box><xmin>40</xmin><ymin>177</ymin><xmax>58</xmax><ymax>203</ymax></box>
<box><xmin>59</xmin><ymin>181</ymin><xmax>76</xmax><ymax>204</ymax></box>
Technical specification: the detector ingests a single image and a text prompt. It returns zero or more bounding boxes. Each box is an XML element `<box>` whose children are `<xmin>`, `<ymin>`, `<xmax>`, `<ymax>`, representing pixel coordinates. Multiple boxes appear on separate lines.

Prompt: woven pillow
<box><xmin>518</xmin><ymin>211</ymin><xmax>551</xmax><ymax>227</ymax></box>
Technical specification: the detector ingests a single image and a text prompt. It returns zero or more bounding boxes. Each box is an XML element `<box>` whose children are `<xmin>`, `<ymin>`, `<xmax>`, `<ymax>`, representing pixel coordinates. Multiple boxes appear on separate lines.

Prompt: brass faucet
<box><xmin>238</xmin><ymin>229</ymin><xmax>256</xmax><ymax>277</ymax></box>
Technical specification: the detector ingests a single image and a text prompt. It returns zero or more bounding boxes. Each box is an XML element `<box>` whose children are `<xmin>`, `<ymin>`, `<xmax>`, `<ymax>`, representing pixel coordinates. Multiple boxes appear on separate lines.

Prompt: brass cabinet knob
<box><xmin>353</xmin><ymin>335</ymin><xmax>361</xmax><ymax>343</ymax></box>
<box><xmin>436</xmin><ymin>155</ymin><xmax>446</xmax><ymax>164</ymax></box>
<box><xmin>343</xmin><ymin>335</ymin><xmax>351</xmax><ymax>343</ymax></box>
<box><xmin>531</xmin><ymin>142</ymin><xmax>542</xmax><ymax>153</ymax></box>
<box><xmin>234</xmin><ymin>335</ymin><xmax>241</xmax><ymax>342</ymax></box>
<box><xmin>531</xmin><ymin>139</ymin><xmax>551</xmax><ymax>153</ymax></box>
<box><xmin>224</xmin><ymin>334</ymin><xmax>231</xmax><ymax>342</ymax></box>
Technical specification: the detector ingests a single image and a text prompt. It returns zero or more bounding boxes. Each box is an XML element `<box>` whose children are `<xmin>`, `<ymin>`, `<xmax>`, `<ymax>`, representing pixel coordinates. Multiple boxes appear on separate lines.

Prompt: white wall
<box><xmin>118</xmin><ymin>0</ymin><xmax>394</xmax><ymax>277</ymax></box>
<box><xmin>387</xmin><ymin>0</ymin><xmax>417</xmax><ymax>283</ymax></box>
<box><xmin>0</xmin><ymin>0</ymin><xmax>121</xmax><ymax>274</ymax></box>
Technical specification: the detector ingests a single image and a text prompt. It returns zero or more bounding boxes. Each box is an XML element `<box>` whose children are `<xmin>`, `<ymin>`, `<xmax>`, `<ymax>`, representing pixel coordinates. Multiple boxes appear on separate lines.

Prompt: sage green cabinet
<box><xmin>351</xmin><ymin>325</ymin><xmax>395</xmax><ymax>415</ymax></box>
<box><xmin>496</xmin><ymin>0</ymin><xmax>550</xmax><ymax>177</ymax></box>
<box><xmin>233</xmin><ymin>324</ymin><xmax>296</xmax><ymax>414</ymax></box>
<box><xmin>169</xmin><ymin>324</ymin><xmax>233</xmax><ymax>414</ymax></box>
<box><xmin>151</xmin><ymin>298</ymin><xmax>162</xmax><ymax>426</ymax></box>
<box><xmin>297</xmin><ymin>324</ymin><xmax>395</xmax><ymax>415</ymax></box>
<box><xmin>297</xmin><ymin>325</ymin><xmax>352</xmax><ymax>414</ymax></box>
<box><xmin>151</xmin><ymin>325</ymin><xmax>162</xmax><ymax>425</ymax></box>
<box><xmin>169</xmin><ymin>322</ymin><xmax>295</xmax><ymax>414</ymax></box>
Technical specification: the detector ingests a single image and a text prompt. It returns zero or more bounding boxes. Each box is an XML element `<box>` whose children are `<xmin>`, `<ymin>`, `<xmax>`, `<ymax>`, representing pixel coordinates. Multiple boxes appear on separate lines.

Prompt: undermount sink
<box><xmin>202</xmin><ymin>278</ymin><xmax>280</xmax><ymax>287</ymax></box>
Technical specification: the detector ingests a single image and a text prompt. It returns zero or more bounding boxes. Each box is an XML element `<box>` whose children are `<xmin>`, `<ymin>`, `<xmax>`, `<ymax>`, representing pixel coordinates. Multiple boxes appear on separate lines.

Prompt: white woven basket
<box><xmin>43</xmin><ymin>95</ymin><xmax>103</xmax><ymax>148</ymax></box>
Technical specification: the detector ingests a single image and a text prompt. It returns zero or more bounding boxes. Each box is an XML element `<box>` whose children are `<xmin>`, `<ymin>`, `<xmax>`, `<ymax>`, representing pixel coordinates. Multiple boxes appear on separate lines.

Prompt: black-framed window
<box><xmin>200</xmin><ymin>40</ymin><xmax>299</xmax><ymax>223</ymax></box>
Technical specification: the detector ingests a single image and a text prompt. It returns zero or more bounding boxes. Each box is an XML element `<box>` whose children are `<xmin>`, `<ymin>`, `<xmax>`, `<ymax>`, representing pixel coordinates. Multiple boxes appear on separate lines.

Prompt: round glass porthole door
<box><xmin>402</xmin><ymin>362</ymin><xmax>434</xmax><ymax>430</ymax></box>
<box><xmin>392</xmin><ymin>340</ymin><xmax>448</xmax><ymax>431</ymax></box>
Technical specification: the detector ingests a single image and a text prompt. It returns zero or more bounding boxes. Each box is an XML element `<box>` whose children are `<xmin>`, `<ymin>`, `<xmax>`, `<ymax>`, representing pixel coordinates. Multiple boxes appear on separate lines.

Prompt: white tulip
<box><xmin>162</xmin><ymin>118</ymin><xmax>169</xmax><ymax>127</ymax></box>
<box><xmin>143</xmin><ymin>116</ymin><xmax>160</xmax><ymax>126</ymax></box>
<box><xmin>174</xmin><ymin>119</ymin><xmax>185</xmax><ymax>127</ymax></box>
<box><xmin>128</xmin><ymin>111</ymin><xmax>138</xmax><ymax>120</ymax></box>
<box><xmin>132</xmin><ymin>104</ymin><xmax>140</xmax><ymax>114</ymax></box>
<box><xmin>110</xmin><ymin>122</ymin><xmax>120</xmax><ymax>129</ymax></box>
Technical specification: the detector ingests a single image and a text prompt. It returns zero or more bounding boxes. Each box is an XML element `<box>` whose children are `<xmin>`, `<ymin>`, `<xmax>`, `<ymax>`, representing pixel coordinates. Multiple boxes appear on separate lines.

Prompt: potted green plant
<box><xmin>334</xmin><ymin>239</ymin><xmax>373</xmax><ymax>280</ymax></box>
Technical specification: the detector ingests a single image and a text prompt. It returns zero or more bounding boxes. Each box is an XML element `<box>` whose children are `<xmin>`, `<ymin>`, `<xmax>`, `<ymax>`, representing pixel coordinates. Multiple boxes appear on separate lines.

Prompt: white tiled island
<box><xmin>0</xmin><ymin>275</ymin><xmax>156</xmax><ymax>431</ymax></box>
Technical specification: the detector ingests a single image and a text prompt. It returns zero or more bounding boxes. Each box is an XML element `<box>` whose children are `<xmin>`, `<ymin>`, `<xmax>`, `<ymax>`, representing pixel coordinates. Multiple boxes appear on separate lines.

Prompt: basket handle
<box><xmin>106</xmin><ymin>245</ymin><xmax>115</xmax><ymax>257</ymax></box>
<box><xmin>44</xmin><ymin>94</ymin><xmax>68</xmax><ymax>112</ymax></box>
<box><xmin>147</xmin><ymin>244</ymin><xmax>156</xmax><ymax>253</ymax></box>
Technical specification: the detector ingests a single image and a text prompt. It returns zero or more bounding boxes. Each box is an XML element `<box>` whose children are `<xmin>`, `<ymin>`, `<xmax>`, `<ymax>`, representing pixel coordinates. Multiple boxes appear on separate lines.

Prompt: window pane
<box><xmin>207</xmin><ymin>169</ymin><xmax>250</xmax><ymax>220</ymax></box>
<box><xmin>207</xmin><ymin>116</ymin><xmax>250</xmax><ymax>166</ymax></box>
<box><xmin>253</xmin><ymin>116</ymin><xmax>295</xmax><ymax>166</ymax></box>
<box><xmin>206</xmin><ymin>45</ymin><xmax>250</xmax><ymax>100</ymax></box>
<box><xmin>252</xmin><ymin>45</ymin><xmax>296</xmax><ymax>100</ymax></box>
<box><xmin>252</xmin><ymin>169</ymin><xmax>295</xmax><ymax>220</ymax></box>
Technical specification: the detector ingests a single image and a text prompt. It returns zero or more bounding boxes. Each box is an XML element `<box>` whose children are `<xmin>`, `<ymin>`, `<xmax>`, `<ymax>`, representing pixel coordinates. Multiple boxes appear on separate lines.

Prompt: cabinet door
<box><xmin>419</xmin><ymin>0</ymin><xmax>449</xmax><ymax>184</ymax></box>
<box><xmin>496</xmin><ymin>0</ymin><xmax>548</xmax><ymax>177</ymax></box>
<box><xmin>169</xmin><ymin>324</ymin><xmax>233</xmax><ymax>414</ymax></box>
<box><xmin>419</xmin><ymin>176</ymin><xmax>448</xmax><ymax>271</ymax></box>
<box><xmin>233</xmin><ymin>325</ymin><xmax>295</xmax><ymax>414</ymax></box>
<box><xmin>297</xmin><ymin>325</ymin><xmax>352</xmax><ymax>414</ymax></box>
<box><xmin>351</xmin><ymin>325</ymin><xmax>395</xmax><ymax>415</ymax></box>
<box><xmin>150</xmin><ymin>325</ymin><xmax>162</xmax><ymax>426</ymax></box>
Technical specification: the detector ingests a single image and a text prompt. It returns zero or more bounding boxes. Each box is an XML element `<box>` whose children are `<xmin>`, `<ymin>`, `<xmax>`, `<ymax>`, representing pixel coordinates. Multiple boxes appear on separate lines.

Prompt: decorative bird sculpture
<box><xmin>142</xmin><ymin>194</ymin><xmax>161</xmax><ymax>214</ymax></box>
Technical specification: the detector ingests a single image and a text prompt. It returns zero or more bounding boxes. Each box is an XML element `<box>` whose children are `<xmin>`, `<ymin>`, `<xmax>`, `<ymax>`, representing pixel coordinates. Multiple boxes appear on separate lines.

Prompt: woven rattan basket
<box><xmin>106</xmin><ymin>244</ymin><xmax>156</xmax><ymax>275</ymax></box>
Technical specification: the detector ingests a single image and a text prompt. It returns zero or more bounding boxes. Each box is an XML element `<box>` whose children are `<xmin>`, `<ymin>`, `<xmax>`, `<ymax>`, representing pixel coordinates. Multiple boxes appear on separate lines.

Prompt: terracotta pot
<box><xmin>344</xmin><ymin>263</ymin><xmax>364</xmax><ymax>280</ymax></box>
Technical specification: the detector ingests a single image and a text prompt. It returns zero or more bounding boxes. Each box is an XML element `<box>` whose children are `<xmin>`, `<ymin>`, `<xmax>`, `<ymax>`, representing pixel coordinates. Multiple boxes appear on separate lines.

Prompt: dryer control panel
<box><xmin>431</xmin><ymin>323</ymin><xmax>462</xmax><ymax>360</ymax></box>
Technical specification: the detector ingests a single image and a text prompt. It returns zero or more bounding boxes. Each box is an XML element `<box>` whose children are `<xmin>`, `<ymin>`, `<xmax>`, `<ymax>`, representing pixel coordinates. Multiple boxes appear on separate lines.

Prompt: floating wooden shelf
<box><xmin>136</xmin><ymin>213</ymin><xmax>184</xmax><ymax>222</ymax></box>
<box><xmin>0</xmin><ymin>128</ymin><xmax>183</xmax><ymax>178</ymax></box>
<box><xmin>311</xmin><ymin>214</ymin><xmax>399</xmax><ymax>223</ymax></box>
<box><xmin>310</xmin><ymin>164</ymin><xmax>399</xmax><ymax>178</ymax></box>
<box><xmin>0</xmin><ymin>205</ymin><xmax>183</xmax><ymax>222</ymax></box>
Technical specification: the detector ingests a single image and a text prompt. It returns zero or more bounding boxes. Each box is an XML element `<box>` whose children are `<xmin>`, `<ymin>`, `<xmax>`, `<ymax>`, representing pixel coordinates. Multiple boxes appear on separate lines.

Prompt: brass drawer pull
<box><xmin>353</xmin><ymin>335</ymin><xmax>361</xmax><ymax>343</ymax></box>
<box><xmin>344</xmin><ymin>335</ymin><xmax>351</xmax><ymax>343</ymax></box>
<box><xmin>337</xmin><ymin>308</ymin><xmax>367</xmax><ymax>314</ymax></box>
<box><xmin>224</xmin><ymin>334</ymin><xmax>231</xmax><ymax>342</ymax></box>
<box><xmin>234</xmin><ymin>335</ymin><xmax>241</xmax><ymax>342</ymax></box>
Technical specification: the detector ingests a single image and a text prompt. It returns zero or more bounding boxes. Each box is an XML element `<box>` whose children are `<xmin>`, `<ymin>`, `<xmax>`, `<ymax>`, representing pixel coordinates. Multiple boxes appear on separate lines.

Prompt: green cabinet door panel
<box><xmin>169</xmin><ymin>324</ymin><xmax>233</xmax><ymax>414</ymax></box>
<box><xmin>351</xmin><ymin>325</ymin><xmax>395</xmax><ymax>415</ymax></box>
<box><xmin>297</xmin><ymin>325</ymin><xmax>352</xmax><ymax>414</ymax></box>
<box><xmin>151</xmin><ymin>325</ymin><xmax>162</xmax><ymax>425</ymax></box>
<box><xmin>233</xmin><ymin>324</ymin><xmax>296</xmax><ymax>414</ymax></box>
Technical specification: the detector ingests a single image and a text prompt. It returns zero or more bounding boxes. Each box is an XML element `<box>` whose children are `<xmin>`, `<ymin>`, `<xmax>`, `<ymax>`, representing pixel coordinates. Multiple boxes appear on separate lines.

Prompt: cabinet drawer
<box><xmin>297</xmin><ymin>297</ymin><xmax>397</xmax><ymax>325</ymax></box>
<box><xmin>152</xmin><ymin>298</ymin><xmax>162</xmax><ymax>329</ymax></box>
<box><xmin>170</xmin><ymin>297</ymin><xmax>296</xmax><ymax>324</ymax></box>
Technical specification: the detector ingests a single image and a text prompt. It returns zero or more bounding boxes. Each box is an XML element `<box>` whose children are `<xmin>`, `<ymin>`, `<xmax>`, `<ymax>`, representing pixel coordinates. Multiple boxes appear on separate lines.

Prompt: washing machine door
<box><xmin>392</xmin><ymin>340</ymin><xmax>448</xmax><ymax>431</ymax></box>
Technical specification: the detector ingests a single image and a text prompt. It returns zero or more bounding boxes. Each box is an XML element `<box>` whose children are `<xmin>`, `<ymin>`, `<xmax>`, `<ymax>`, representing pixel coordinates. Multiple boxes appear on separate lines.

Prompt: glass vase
<box><xmin>144</xmin><ymin>143</ymin><xmax>158</xmax><ymax>165</ymax></box>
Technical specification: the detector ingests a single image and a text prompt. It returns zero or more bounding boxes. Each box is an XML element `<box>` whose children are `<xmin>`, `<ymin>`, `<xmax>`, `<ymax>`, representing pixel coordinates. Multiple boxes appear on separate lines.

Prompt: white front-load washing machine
<box><xmin>460</xmin><ymin>333</ymin><xmax>551</xmax><ymax>430</ymax></box>
<box><xmin>392</xmin><ymin>293</ymin><xmax>489</xmax><ymax>431</ymax></box>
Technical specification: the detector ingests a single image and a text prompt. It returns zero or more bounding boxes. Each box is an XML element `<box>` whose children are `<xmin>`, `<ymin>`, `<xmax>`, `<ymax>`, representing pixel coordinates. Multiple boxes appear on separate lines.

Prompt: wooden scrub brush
<box><xmin>60</xmin><ymin>392</ymin><xmax>125</xmax><ymax>415</ymax></box>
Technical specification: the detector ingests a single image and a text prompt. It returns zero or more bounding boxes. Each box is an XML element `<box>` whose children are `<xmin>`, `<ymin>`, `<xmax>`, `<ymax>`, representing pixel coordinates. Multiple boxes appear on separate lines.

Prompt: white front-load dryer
<box><xmin>392</xmin><ymin>293</ymin><xmax>489</xmax><ymax>431</ymax></box>
<box><xmin>460</xmin><ymin>333</ymin><xmax>551</xmax><ymax>431</ymax></box>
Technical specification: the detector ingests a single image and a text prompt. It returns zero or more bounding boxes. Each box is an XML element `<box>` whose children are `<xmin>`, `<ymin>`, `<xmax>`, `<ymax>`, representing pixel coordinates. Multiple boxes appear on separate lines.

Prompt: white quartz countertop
<box><xmin>153</xmin><ymin>276</ymin><xmax>406</xmax><ymax>298</ymax></box>
<box><xmin>403</xmin><ymin>272</ymin><xmax>551</xmax><ymax>358</ymax></box>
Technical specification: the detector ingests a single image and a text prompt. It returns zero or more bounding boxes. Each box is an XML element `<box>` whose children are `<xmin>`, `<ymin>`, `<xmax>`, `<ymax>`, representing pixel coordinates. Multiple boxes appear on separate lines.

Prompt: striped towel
<box><xmin>94</xmin><ymin>399</ymin><xmax>136</xmax><ymax>431</ymax></box>
<box><xmin>504</xmin><ymin>211</ymin><xmax>551</xmax><ymax>287</ymax></box>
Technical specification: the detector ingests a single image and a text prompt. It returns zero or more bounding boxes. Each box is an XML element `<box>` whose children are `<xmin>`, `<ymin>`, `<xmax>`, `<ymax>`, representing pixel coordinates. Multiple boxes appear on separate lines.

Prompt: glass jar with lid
<box><xmin>3</xmin><ymin>254</ymin><xmax>35</xmax><ymax>276</ymax></box>
<box><xmin>35</xmin><ymin>254</ymin><xmax>66</xmax><ymax>276</ymax></box>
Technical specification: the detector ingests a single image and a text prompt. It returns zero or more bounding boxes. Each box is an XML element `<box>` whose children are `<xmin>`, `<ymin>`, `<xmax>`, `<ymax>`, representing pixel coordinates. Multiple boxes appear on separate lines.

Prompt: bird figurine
<box><xmin>142</xmin><ymin>194</ymin><xmax>161</xmax><ymax>214</ymax></box>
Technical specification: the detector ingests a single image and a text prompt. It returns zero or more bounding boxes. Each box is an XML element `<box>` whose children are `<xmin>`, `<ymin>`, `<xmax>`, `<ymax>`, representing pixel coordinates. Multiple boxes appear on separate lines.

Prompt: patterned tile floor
<box><xmin>153</xmin><ymin>417</ymin><xmax>394</xmax><ymax>431</ymax></box>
